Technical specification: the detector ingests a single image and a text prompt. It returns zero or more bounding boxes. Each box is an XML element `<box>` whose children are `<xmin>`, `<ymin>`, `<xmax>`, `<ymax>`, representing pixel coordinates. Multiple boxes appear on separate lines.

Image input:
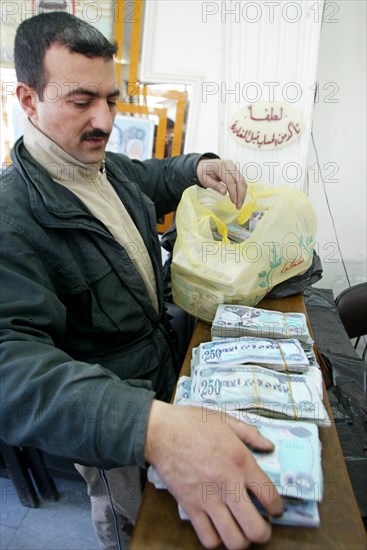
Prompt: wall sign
<box><xmin>229</xmin><ymin>101</ymin><xmax>303</xmax><ymax>150</ymax></box>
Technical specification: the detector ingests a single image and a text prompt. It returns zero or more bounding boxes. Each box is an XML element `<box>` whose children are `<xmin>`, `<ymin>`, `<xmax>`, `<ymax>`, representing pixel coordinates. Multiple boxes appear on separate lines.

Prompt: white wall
<box><xmin>218</xmin><ymin>1</ymin><xmax>323</xmax><ymax>190</ymax></box>
<box><xmin>141</xmin><ymin>1</ymin><xmax>323</xmax><ymax>190</ymax></box>
<box><xmin>309</xmin><ymin>0</ymin><xmax>367</xmax><ymax>295</ymax></box>
<box><xmin>141</xmin><ymin>0</ymin><xmax>221</xmax><ymax>154</ymax></box>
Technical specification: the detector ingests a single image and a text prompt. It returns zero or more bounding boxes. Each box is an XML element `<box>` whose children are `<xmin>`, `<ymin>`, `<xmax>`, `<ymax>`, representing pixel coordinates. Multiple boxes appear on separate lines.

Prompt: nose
<box><xmin>90</xmin><ymin>99</ymin><xmax>114</xmax><ymax>134</ymax></box>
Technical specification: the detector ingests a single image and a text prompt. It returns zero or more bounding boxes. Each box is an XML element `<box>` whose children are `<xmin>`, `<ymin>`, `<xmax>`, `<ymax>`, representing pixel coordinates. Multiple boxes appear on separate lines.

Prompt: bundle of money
<box><xmin>253</xmin><ymin>497</ymin><xmax>320</xmax><ymax>528</ymax></box>
<box><xmin>225</xmin><ymin>222</ymin><xmax>253</xmax><ymax>243</ymax></box>
<box><xmin>175</xmin><ymin>369</ymin><xmax>324</xmax><ymax>412</ymax></box>
<box><xmin>147</xmin><ymin>407</ymin><xmax>323</xmax><ymax>526</ymax></box>
<box><xmin>230</xmin><ymin>411</ymin><xmax>323</xmax><ymax>501</ymax></box>
<box><xmin>211</xmin><ymin>336</ymin><xmax>320</xmax><ymax>370</ymax></box>
<box><xmin>212</xmin><ymin>304</ymin><xmax>313</xmax><ymax>345</ymax></box>
<box><xmin>190</xmin><ymin>365</ymin><xmax>331</xmax><ymax>427</ymax></box>
<box><xmin>173</xmin><ymin>382</ymin><xmax>324</xmax><ymax>501</ymax></box>
<box><xmin>178</xmin><ymin>498</ymin><xmax>320</xmax><ymax>527</ymax></box>
<box><xmin>302</xmin><ymin>344</ymin><xmax>319</xmax><ymax>368</ymax></box>
<box><xmin>147</xmin><ymin>468</ymin><xmax>320</xmax><ymax>527</ymax></box>
<box><xmin>173</xmin><ymin>375</ymin><xmax>193</xmax><ymax>406</ymax></box>
<box><xmin>192</xmin><ymin>337</ymin><xmax>309</xmax><ymax>373</ymax></box>
<box><xmin>154</xmin><ymin>377</ymin><xmax>325</xmax><ymax>528</ymax></box>
<box><xmin>303</xmin><ymin>366</ymin><xmax>323</xmax><ymax>399</ymax></box>
<box><xmin>211</xmin><ymin>223</ymin><xmax>252</xmax><ymax>243</ymax></box>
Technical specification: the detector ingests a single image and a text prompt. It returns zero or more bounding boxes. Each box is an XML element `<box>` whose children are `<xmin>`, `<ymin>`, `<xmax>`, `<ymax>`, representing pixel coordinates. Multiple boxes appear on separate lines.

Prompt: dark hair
<box><xmin>14</xmin><ymin>12</ymin><xmax>118</xmax><ymax>98</ymax></box>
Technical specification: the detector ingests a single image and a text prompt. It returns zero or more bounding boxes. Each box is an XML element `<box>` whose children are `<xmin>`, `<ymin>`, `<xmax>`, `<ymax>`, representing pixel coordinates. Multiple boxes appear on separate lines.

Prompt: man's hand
<box><xmin>196</xmin><ymin>159</ymin><xmax>247</xmax><ymax>210</ymax></box>
<box><xmin>145</xmin><ymin>401</ymin><xmax>283</xmax><ymax>550</ymax></box>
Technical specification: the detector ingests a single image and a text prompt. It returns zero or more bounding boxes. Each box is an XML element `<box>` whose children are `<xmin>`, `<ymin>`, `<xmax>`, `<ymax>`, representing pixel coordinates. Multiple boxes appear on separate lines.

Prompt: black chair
<box><xmin>25</xmin><ymin>448</ymin><xmax>83</xmax><ymax>502</ymax></box>
<box><xmin>0</xmin><ymin>441</ymin><xmax>40</xmax><ymax>507</ymax></box>
<box><xmin>0</xmin><ymin>440</ymin><xmax>86</xmax><ymax>508</ymax></box>
<box><xmin>335</xmin><ymin>282</ymin><xmax>367</xmax><ymax>360</ymax></box>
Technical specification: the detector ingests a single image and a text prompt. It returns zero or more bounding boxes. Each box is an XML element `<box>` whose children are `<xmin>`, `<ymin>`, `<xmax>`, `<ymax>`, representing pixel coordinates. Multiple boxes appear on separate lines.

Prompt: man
<box><xmin>0</xmin><ymin>12</ymin><xmax>283</xmax><ymax>550</ymax></box>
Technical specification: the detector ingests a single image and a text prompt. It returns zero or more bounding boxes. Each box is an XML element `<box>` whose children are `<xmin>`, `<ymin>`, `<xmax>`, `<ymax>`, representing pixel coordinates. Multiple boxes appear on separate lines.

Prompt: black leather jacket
<box><xmin>0</xmin><ymin>139</ymin><xmax>203</xmax><ymax>468</ymax></box>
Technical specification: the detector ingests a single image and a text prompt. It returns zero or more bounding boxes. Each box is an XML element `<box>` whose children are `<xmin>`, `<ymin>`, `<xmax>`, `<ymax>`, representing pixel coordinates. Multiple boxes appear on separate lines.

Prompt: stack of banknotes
<box><xmin>211</xmin><ymin>211</ymin><xmax>265</xmax><ymax>244</ymax></box>
<box><xmin>173</xmin><ymin>379</ymin><xmax>325</xmax><ymax>497</ymax></box>
<box><xmin>211</xmin><ymin>337</ymin><xmax>320</xmax><ymax>370</ymax></box>
<box><xmin>148</xmin><ymin>304</ymin><xmax>328</xmax><ymax>528</ymax></box>
<box><xmin>148</xmin><ymin>379</ymin><xmax>322</xmax><ymax>527</ymax></box>
<box><xmin>192</xmin><ymin>337</ymin><xmax>310</xmax><ymax>373</ymax></box>
<box><xmin>211</xmin><ymin>304</ymin><xmax>313</xmax><ymax>345</ymax></box>
<box><xmin>148</xmin><ymin>464</ymin><xmax>320</xmax><ymax>527</ymax></box>
<box><xmin>189</xmin><ymin>365</ymin><xmax>330</xmax><ymax>427</ymax></box>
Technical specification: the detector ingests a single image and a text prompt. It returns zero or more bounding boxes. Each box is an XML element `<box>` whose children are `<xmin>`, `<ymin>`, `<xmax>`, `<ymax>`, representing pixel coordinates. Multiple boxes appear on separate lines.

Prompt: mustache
<box><xmin>81</xmin><ymin>130</ymin><xmax>110</xmax><ymax>141</ymax></box>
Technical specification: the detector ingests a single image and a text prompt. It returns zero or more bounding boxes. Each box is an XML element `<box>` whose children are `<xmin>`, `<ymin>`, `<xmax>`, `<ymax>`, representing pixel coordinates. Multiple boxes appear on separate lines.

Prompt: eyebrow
<box><xmin>65</xmin><ymin>87</ymin><xmax>120</xmax><ymax>99</ymax></box>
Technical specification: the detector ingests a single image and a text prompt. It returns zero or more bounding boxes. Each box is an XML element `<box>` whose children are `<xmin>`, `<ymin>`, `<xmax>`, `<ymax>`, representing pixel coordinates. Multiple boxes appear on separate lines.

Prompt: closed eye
<box><xmin>74</xmin><ymin>101</ymin><xmax>91</xmax><ymax>107</ymax></box>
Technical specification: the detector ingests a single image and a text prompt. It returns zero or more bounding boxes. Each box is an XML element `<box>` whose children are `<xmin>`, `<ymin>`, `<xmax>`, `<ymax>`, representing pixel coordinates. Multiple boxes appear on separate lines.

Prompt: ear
<box><xmin>16</xmin><ymin>83</ymin><xmax>39</xmax><ymax>121</ymax></box>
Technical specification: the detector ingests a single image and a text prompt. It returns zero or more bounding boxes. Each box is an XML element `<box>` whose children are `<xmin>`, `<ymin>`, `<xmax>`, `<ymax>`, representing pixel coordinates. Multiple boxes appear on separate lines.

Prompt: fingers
<box><xmin>220</xmin><ymin>160</ymin><xmax>247</xmax><ymax>210</ymax></box>
<box><xmin>147</xmin><ymin>404</ymin><xmax>282</xmax><ymax>548</ymax></box>
<box><xmin>243</xmin><ymin>457</ymin><xmax>284</xmax><ymax>518</ymax></box>
<box><xmin>197</xmin><ymin>159</ymin><xmax>247</xmax><ymax>209</ymax></box>
<box><xmin>188</xmin><ymin>509</ymin><xmax>222</xmax><ymax>549</ymax></box>
<box><xmin>202</xmin><ymin>174</ymin><xmax>228</xmax><ymax>198</ymax></box>
<box><xmin>186</xmin><ymin>483</ymin><xmax>274</xmax><ymax>550</ymax></box>
<box><xmin>226</xmin><ymin>414</ymin><xmax>275</xmax><ymax>452</ymax></box>
<box><xmin>208</xmin><ymin>504</ymin><xmax>250</xmax><ymax>549</ymax></box>
<box><xmin>224</xmin><ymin>416</ymin><xmax>284</xmax><ymax>517</ymax></box>
<box><xmin>187</xmin><ymin>502</ymin><xmax>269</xmax><ymax>550</ymax></box>
<box><xmin>228</xmin><ymin>489</ymin><xmax>272</xmax><ymax>546</ymax></box>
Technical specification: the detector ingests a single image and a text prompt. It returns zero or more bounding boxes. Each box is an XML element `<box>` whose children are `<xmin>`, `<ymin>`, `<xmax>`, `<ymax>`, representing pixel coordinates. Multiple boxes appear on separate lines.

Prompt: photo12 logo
<box><xmin>201</xmin><ymin>2</ymin><xmax>339</xmax><ymax>25</ymax></box>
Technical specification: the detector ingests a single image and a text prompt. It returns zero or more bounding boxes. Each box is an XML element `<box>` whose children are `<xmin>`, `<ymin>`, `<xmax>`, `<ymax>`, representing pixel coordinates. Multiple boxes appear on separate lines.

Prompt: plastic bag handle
<box><xmin>210</xmin><ymin>189</ymin><xmax>259</xmax><ymax>243</ymax></box>
<box><xmin>236</xmin><ymin>198</ymin><xmax>257</xmax><ymax>226</ymax></box>
<box><xmin>205</xmin><ymin>184</ymin><xmax>284</xmax><ymax>243</ymax></box>
<box><xmin>236</xmin><ymin>184</ymin><xmax>284</xmax><ymax>225</ymax></box>
<box><xmin>208</xmin><ymin>211</ymin><xmax>231</xmax><ymax>244</ymax></box>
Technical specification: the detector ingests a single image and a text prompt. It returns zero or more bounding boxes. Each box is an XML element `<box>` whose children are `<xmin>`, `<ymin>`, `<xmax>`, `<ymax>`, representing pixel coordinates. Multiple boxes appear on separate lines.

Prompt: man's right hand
<box><xmin>145</xmin><ymin>401</ymin><xmax>283</xmax><ymax>549</ymax></box>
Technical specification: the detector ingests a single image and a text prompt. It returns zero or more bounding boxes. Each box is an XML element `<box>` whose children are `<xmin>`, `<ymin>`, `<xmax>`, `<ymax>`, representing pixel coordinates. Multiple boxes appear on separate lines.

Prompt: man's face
<box><xmin>27</xmin><ymin>44</ymin><xmax>119</xmax><ymax>164</ymax></box>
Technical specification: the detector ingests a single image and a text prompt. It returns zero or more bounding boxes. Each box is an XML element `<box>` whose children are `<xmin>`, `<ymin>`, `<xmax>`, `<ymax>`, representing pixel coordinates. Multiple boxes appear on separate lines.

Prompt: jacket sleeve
<box><xmin>123</xmin><ymin>152</ymin><xmax>219</xmax><ymax>218</ymax></box>
<box><xmin>0</xmin><ymin>217</ymin><xmax>155</xmax><ymax>469</ymax></box>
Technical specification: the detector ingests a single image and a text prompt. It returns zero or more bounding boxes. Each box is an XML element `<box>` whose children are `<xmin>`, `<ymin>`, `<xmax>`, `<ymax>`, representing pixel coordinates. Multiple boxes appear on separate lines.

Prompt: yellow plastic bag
<box><xmin>171</xmin><ymin>183</ymin><xmax>317</xmax><ymax>322</ymax></box>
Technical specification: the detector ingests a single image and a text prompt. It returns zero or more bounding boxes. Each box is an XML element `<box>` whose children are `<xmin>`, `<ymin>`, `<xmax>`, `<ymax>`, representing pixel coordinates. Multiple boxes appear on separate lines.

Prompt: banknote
<box><xmin>252</xmin><ymin>497</ymin><xmax>320</xmax><ymax>528</ymax></box>
<box><xmin>302</xmin><ymin>344</ymin><xmax>320</xmax><ymax>368</ymax></box>
<box><xmin>190</xmin><ymin>365</ymin><xmax>331</xmax><ymax>426</ymax></box>
<box><xmin>226</xmin><ymin>222</ymin><xmax>253</xmax><ymax>243</ymax></box>
<box><xmin>173</xmin><ymin>375</ymin><xmax>194</xmax><ymax>406</ymax></box>
<box><xmin>176</xmin><ymin>369</ymin><xmax>324</xmax><ymax>419</ymax></box>
<box><xmin>211</xmin><ymin>336</ymin><xmax>320</xmax><ymax>369</ymax></box>
<box><xmin>172</xmin><ymin>385</ymin><xmax>324</xmax><ymax>502</ymax></box>
<box><xmin>147</xmin><ymin>469</ymin><xmax>321</xmax><ymax>527</ymax></box>
<box><xmin>148</xmin><ymin>462</ymin><xmax>321</xmax><ymax>527</ymax></box>
<box><xmin>178</xmin><ymin>497</ymin><xmax>320</xmax><ymax>527</ymax></box>
<box><xmin>147</xmin><ymin>465</ymin><xmax>166</xmax><ymax>490</ymax></box>
<box><xmin>192</xmin><ymin>337</ymin><xmax>309</xmax><ymax>373</ymax></box>
<box><xmin>211</xmin><ymin>224</ymin><xmax>252</xmax><ymax>244</ymax></box>
<box><xmin>151</xmin><ymin>376</ymin><xmax>324</xmax><ymax>527</ymax></box>
<box><xmin>229</xmin><ymin>411</ymin><xmax>323</xmax><ymax>501</ymax></box>
<box><xmin>212</xmin><ymin>304</ymin><xmax>313</xmax><ymax>345</ymax></box>
<box><xmin>303</xmin><ymin>366</ymin><xmax>323</xmax><ymax>399</ymax></box>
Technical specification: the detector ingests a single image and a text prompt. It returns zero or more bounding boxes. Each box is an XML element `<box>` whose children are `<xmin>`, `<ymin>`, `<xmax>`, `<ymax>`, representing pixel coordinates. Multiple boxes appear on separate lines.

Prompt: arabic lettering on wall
<box><xmin>229</xmin><ymin>102</ymin><xmax>303</xmax><ymax>150</ymax></box>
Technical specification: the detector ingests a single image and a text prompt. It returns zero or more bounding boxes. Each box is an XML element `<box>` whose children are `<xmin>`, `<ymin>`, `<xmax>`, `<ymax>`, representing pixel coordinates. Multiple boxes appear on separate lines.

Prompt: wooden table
<box><xmin>131</xmin><ymin>294</ymin><xmax>367</xmax><ymax>549</ymax></box>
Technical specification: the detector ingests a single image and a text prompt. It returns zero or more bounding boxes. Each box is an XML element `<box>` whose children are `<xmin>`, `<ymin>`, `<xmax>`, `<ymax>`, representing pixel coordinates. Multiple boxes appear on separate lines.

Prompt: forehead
<box><xmin>43</xmin><ymin>44</ymin><xmax>117</xmax><ymax>96</ymax></box>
